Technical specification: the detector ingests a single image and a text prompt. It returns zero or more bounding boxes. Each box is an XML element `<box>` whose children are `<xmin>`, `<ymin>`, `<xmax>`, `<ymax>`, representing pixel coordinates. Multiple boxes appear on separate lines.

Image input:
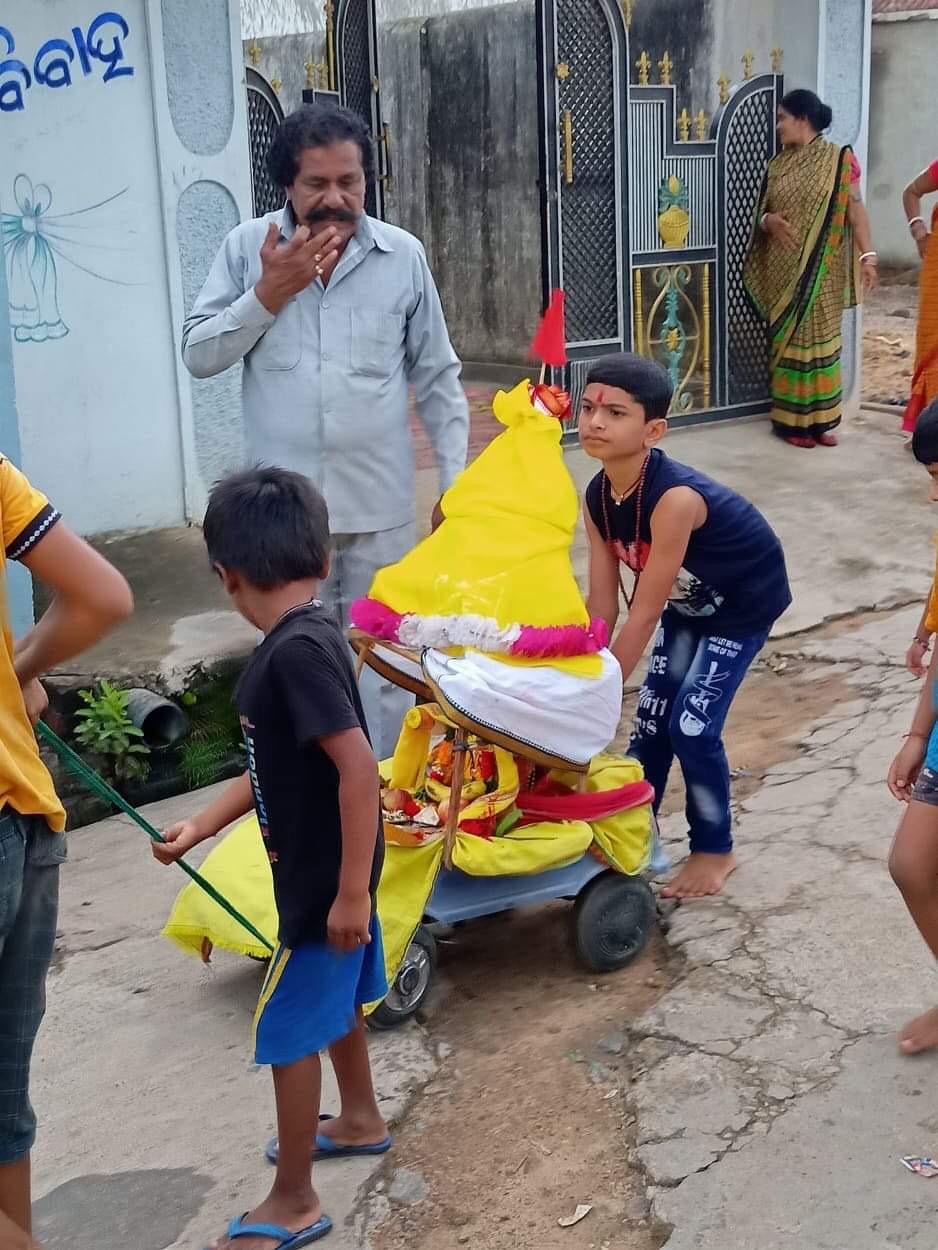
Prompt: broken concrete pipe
<box><xmin>124</xmin><ymin>689</ymin><xmax>189</xmax><ymax>750</ymax></box>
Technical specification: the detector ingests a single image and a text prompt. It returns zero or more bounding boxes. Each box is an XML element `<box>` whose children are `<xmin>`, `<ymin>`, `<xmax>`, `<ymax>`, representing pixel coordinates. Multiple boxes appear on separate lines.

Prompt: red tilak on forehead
<box><xmin>596</xmin><ymin>389</ymin><xmax>605</xmax><ymax>404</ymax></box>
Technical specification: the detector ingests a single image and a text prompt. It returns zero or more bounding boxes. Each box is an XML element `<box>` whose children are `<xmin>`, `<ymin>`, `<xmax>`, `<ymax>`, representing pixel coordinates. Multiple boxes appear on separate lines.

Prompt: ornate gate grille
<box><xmin>539</xmin><ymin>0</ymin><xmax>781</xmax><ymax>427</ymax></box>
<box><xmin>336</xmin><ymin>0</ymin><xmax>384</xmax><ymax>219</ymax></box>
<box><xmin>246</xmin><ymin>68</ymin><xmax>285</xmax><ymax>218</ymax></box>
<box><xmin>539</xmin><ymin>0</ymin><xmax>630</xmax><ymax>407</ymax></box>
<box><xmin>555</xmin><ymin>2</ymin><xmax>621</xmax><ymax>346</ymax></box>
<box><xmin>719</xmin><ymin>87</ymin><xmax>775</xmax><ymax>406</ymax></box>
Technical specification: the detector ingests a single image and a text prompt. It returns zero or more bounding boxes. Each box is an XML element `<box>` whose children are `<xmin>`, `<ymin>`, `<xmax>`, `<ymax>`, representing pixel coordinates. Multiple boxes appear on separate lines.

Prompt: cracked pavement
<box><xmin>30</xmin><ymin>784</ymin><xmax>436</xmax><ymax>1250</ymax></box>
<box><xmin>28</xmin><ymin>408</ymin><xmax>938</xmax><ymax>1248</ymax></box>
<box><xmin>634</xmin><ymin>607</ymin><xmax>938</xmax><ymax>1249</ymax></box>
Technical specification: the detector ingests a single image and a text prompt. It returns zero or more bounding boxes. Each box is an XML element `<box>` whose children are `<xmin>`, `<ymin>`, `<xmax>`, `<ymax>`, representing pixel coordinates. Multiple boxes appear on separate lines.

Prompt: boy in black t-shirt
<box><xmin>153</xmin><ymin>467</ymin><xmax>388</xmax><ymax>1250</ymax></box>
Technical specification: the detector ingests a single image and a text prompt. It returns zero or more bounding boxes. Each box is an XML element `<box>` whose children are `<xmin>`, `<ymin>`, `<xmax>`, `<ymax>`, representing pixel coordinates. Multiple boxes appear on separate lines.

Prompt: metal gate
<box><xmin>336</xmin><ymin>0</ymin><xmax>386</xmax><ymax>218</ymax></box>
<box><xmin>538</xmin><ymin>0</ymin><xmax>781</xmax><ymax>425</ymax></box>
<box><xmin>303</xmin><ymin>1</ymin><xmax>386</xmax><ymax>219</ymax></box>
<box><xmin>246</xmin><ymin>67</ymin><xmax>285</xmax><ymax>218</ymax></box>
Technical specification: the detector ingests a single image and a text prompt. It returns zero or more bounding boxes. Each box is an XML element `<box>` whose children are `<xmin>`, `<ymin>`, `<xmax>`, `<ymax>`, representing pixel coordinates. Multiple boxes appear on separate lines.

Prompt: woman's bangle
<box><xmin>909</xmin><ymin>216</ymin><xmax>926</xmax><ymax>231</ymax></box>
<box><xmin>859</xmin><ymin>251</ymin><xmax>878</xmax><ymax>264</ymax></box>
<box><xmin>903</xmin><ymin>732</ymin><xmax>929</xmax><ymax>740</ymax></box>
<box><xmin>914</xmin><ymin>635</ymin><xmax>932</xmax><ymax>649</ymax></box>
<box><xmin>760</xmin><ymin>213</ymin><xmax>769</xmax><ymax>231</ymax></box>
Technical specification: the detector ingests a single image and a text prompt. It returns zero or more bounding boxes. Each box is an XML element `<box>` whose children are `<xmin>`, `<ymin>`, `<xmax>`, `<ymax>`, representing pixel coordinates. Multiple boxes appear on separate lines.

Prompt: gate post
<box><xmin>537</xmin><ymin>0</ymin><xmax>631</xmax><ymax>411</ymax></box>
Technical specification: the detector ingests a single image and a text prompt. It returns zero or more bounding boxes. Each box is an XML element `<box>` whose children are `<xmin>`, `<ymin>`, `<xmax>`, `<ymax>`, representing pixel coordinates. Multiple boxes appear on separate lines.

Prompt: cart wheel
<box><xmin>573</xmin><ymin>873</ymin><xmax>655</xmax><ymax>973</ymax></box>
<box><xmin>367</xmin><ymin>926</ymin><xmax>437</xmax><ymax>1030</ymax></box>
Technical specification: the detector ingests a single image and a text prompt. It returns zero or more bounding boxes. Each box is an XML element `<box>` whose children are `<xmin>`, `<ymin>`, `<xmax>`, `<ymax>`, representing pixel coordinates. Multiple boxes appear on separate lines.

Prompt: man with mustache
<box><xmin>183</xmin><ymin>103</ymin><xmax>469</xmax><ymax>757</ymax></box>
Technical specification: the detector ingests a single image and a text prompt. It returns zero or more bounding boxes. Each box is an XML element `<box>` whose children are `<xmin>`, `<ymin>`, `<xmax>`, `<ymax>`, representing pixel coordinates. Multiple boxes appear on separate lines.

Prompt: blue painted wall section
<box><xmin>0</xmin><ymin>249</ymin><xmax>34</xmax><ymax>636</ymax></box>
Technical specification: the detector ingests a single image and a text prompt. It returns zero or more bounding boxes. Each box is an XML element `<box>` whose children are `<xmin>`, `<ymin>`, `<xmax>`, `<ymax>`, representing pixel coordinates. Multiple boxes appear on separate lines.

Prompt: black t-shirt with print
<box><xmin>235</xmin><ymin>602</ymin><xmax>384</xmax><ymax>948</ymax></box>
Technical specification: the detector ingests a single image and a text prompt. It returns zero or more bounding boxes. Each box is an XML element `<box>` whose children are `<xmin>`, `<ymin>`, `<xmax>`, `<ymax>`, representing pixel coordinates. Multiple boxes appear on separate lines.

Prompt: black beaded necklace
<box><xmin>600</xmin><ymin>454</ymin><xmax>650</xmax><ymax>610</ymax></box>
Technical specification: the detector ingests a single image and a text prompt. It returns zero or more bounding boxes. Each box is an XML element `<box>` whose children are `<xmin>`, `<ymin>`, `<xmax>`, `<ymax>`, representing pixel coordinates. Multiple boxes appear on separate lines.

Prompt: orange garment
<box><xmin>926</xmin><ymin>540</ymin><xmax>938</xmax><ymax>635</ymax></box>
<box><xmin>903</xmin><ymin>202</ymin><xmax>938</xmax><ymax>434</ymax></box>
<box><xmin>0</xmin><ymin>457</ymin><xmax>65</xmax><ymax>830</ymax></box>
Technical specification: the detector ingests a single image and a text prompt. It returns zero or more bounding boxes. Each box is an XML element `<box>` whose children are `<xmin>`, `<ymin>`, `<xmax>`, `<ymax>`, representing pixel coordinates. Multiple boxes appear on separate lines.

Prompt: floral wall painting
<box><xmin>2</xmin><ymin>175</ymin><xmax>135</xmax><ymax>344</ymax></box>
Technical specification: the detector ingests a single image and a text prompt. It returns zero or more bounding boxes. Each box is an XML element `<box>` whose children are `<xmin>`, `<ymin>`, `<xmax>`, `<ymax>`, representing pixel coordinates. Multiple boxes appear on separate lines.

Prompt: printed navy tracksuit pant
<box><xmin>628</xmin><ymin>609</ymin><xmax>769</xmax><ymax>854</ymax></box>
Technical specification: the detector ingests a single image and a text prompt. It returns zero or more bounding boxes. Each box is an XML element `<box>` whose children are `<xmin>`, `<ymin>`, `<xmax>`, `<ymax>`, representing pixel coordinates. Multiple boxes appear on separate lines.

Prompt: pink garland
<box><xmin>350</xmin><ymin>597</ymin><xmax>609</xmax><ymax>658</ymax></box>
<box><xmin>350</xmin><ymin>598</ymin><xmax>404</xmax><ymax>640</ymax></box>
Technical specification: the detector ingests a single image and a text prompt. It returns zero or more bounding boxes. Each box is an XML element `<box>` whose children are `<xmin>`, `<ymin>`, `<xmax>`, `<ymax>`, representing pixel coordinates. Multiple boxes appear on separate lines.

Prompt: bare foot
<box><xmin>661</xmin><ymin>851</ymin><xmax>738</xmax><ymax>899</ymax></box>
<box><xmin>318</xmin><ymin>1110</ymin><xmax>388</xmax><ymax>1149</ymax></box>
<box><xmin>782</xmin><ymin>435</ymin><xmax>816</xmax><ymax>449</ymax></box>
<box><xmin>899</xmin><ymin>1005</ymin><xmax>938</xmax><ymax>1056</ymax></box>
<box><xmin>208</xmin><ymin>1193</ymin><xmax>326</xmax><ymax>1250</ymax></box>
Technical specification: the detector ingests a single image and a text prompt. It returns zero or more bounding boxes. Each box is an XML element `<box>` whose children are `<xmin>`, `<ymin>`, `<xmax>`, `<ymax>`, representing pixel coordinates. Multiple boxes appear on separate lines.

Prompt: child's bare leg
<box><xmin>320</xmin><ymin>1012</ymin><xmax>388</xmax><ymax>1147</ymax></box>
<box><xmin>0</xmin><ymin>1157</ymin><xmax>32</xmax><ymax>1238</ymax></box>
<box><xmin>211</xmin><ymin>1054</ymin><xmax>323</xmax><ymax>1250</ymax></box>
<box><xmin>889</xmin><ymin>801</ymin><xmax>938</xmax><ymax>1054</ymax></box>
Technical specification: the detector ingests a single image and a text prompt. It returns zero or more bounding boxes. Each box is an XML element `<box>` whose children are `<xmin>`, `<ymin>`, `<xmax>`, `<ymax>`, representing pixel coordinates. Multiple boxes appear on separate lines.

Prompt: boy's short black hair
<box><xmin>585</xmin><ymin>353</ymin><xmax>673</xmax><ymax>421</ymax></box>
<box><xmin>203</xmin><ymin>466</ymin><xmax>330</xmax><ymax>589</ymax></box>
<box><xmin>912</xmin><ymin>399</ymin><xmax>938</xmax><ymax>466</ymax></box>
<box><xmin>267</xmin><ymin>102</ymin><xmax>375</xmax><ymax>190</ymax></box>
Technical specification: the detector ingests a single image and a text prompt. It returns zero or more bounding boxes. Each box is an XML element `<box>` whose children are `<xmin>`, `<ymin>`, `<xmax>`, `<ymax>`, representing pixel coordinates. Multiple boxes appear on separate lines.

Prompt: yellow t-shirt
<box><xmin>0</xmin><ymin>456</ymin><xmax>65</xmax><ymax>831</ymax></box>
<box><xmin>928</xmin><ymin>540</ymin><xmax>938</xmax><ymax>636</ymax></box>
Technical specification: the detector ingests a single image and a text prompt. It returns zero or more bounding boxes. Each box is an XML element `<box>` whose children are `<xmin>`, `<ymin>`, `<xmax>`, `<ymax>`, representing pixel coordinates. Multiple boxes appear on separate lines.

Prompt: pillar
<box><xmin>774</xmin><ymin>0</ymin><xmax>872</xmax><ymax>419</ymax></box>
<box><xmin>0</xmin><ymin>243</ymin><xmax>33</xmax><ymax>636</ymax></box>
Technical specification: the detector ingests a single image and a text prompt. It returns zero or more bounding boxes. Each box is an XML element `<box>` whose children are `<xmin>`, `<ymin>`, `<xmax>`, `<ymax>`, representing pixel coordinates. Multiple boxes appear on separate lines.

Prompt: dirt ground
<box><xmin>371</xmin><ymin>309</ymin><xmax>905</xmax><ymax>1248</ymax></box>
<box><xmin>862</xmin><ymin>277</ymin><xmax>918</xmax><ymax>408</ymax></box>
<box><xmin>369</xmin><ymin>654</ymin><xmax>851</xmax><ymax>1250</ymax></box>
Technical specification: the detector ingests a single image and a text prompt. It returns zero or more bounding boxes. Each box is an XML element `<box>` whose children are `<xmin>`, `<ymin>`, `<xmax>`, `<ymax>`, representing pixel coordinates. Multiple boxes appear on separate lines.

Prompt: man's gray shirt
<box><xmin>182</xmin><ymin>209</ymin><xmax>469</xmax><ymax>533</ymax></box>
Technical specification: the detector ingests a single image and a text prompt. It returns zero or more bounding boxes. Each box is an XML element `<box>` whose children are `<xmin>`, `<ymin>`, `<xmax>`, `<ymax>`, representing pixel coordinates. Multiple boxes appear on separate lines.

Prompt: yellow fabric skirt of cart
<box><xmin>162</xmin><ymin>653</ymin><xmax>655</xmax><ymax>1021</ymax></box>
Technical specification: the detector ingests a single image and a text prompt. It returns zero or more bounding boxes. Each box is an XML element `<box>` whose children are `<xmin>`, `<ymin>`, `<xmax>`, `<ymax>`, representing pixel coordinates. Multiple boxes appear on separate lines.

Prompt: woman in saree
<box><xmin>744</xmin><ymin>90</ymin><xmax>878</xmax><ymax>449</ymax></box>
<box><xmin>901</xmin><ymin>161</ymin><xmax>938</xmax><ymax>440</ymax></box>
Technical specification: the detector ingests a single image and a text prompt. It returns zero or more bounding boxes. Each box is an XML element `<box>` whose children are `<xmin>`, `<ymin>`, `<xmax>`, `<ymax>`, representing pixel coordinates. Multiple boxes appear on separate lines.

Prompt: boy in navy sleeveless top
<box><xmin>580</xmin><ymin>353</ymin><xmax>791</xmax><ymax>898</ymax></box>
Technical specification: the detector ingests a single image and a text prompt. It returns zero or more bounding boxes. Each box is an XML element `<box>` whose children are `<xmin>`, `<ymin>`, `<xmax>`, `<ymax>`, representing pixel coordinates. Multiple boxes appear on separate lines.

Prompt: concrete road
<box><xmin>29</xmin><ymin>785</ymin><xmax>436</xmax><ymax>1250</ymax></box>
<box><xmin>29</xmin><ymin>404</ymin><xmax>938</xmax><ymax>1248</ymax></box>
<box><xmin>637</xmin><ymin>608</ymin><xmax>938</xmax><ymax>1249</ymax></box>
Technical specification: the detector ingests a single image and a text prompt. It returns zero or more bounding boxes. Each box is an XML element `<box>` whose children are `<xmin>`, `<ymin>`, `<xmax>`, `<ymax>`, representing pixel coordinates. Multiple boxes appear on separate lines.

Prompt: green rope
<box><xmin>37</xmin><ymin>720</ymin><xmax>274</xmax><ymax>953</ymax></box>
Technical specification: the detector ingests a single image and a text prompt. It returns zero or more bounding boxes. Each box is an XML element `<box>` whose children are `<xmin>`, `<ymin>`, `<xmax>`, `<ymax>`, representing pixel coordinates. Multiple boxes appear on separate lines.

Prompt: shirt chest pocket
<box><xmin>349</xmin><ymin>309</ymin><xmax>405</xmax><ymax>378</ymax></box>
<box><xmin>252</xmin><ymin>299</ymin><xmax>302</xmax><ymax>371</ymax></box>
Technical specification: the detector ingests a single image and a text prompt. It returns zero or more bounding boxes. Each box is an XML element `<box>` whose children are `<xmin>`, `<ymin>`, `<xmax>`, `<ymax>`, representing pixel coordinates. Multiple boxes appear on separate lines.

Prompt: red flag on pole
<box><xmin>528</xmin><ymin>289</ymin><xmax>567</xmax><ymax>367</ymax></box>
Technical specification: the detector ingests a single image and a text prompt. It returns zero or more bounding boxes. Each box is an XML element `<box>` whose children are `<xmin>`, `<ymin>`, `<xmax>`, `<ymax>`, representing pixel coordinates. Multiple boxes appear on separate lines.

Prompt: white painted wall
<box><xmin>1</xmin><ymin>2</ymin><xmax>252</xmax><ymax>535</ymax></box>
<box><xmin>867</xmin><ymin>13</ymin><xmax>938</xmax><ymax>267</ymax></box>
<box><xmin>241</xmin><ymin>0</ymin><xmax>485</xmax><ymax>38</ymax></box>
<box><xmin>2</xmin><ymin>3</ymin><xmax>185</xmax><ymax>534</ymax></box>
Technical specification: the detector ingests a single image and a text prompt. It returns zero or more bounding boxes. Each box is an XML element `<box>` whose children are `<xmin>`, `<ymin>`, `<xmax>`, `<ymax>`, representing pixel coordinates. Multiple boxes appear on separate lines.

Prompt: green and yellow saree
<box><xmin>744</xmin><ymin>139</ymin><xmax>859</xmax><ymax>440</ymax></box>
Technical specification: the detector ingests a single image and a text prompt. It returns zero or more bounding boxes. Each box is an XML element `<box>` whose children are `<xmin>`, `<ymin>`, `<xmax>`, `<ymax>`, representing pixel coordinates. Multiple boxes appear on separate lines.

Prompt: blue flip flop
<box><xmin>218</xmin><ymin>1211</ymin><xmax>333</xmax><ymax>1247</ymax></box>
<box><xmin>264</xmin><ymin>1116</ymin><xmax>392</xmax><ymax>1165</ymax></box>
<box><xmin>312</xmin><ymin>1131</ymin><xmax>392</xmax><ymax>1162</ymax></box>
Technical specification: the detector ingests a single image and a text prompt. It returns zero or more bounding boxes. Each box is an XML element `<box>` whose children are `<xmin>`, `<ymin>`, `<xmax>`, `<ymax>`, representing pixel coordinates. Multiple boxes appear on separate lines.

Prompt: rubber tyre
<box><xmin>367</xmin><ymin>925</ymin><xmax>437</xmax><ymax>1030</ymax></box>
<box><xmin>573</xmin><ymin>873</ymin><xmax>655</xmax><ymax>973</ymax></box>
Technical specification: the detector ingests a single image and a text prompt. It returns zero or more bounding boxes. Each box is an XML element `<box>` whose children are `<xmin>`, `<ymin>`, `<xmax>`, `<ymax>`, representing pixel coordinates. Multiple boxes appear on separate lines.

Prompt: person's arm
<box><xmin>268</xmin><ymin>638</ymin><xmax>378</xmax><ymax>951</ymax></box>
<box><xmin>152</xmin><ymin>772</ymin><xmax>255</xmax><ymax>864</ymax></box>
<box><xmin>609</xmin><ymin>488</ymin><xmax>700</xmax><ymax>682</ymax></box>
<box><xmin>584</xmin><ymin>504</ymin><xmax>621</xmax><ymax>637</ymax></box>
<box><xmin>14</xmin><ymin>526</ymin><xmax>133</xmax><ymax>685</ymax></box>
<box><xmin>181</xmin><ymin>224</ymin><xmax>337</xmax><ymax>380</ymax></box>
<box><xmin>181</xmin><ymin>227</ymin><xmax>272</xmax><ymax>379</ymax></box>
<box><xmin>320</xmin><ymin>727</ymin><xmax>381</xmax><ymax>953</ymax></box>
<box><xmin>847</xmin><ymin>158</ymin><xmax>877</xmax><ymax>294</ymax></box>
<box><xmin>888</xmin><ymin>644</ymin><xmax>938</xmax><ymax>801</ymax></box>
<box><xmin>908</xmin><ymin>598</ymin><xmax>934</xmax><ymax>679</ymax></box>
<box><xmin>405</xmin><ymin>245</ymin><xmax>470</xmax><ymax>506</ymax></box>
<box><xmin>903</xmin><ymin>165</ymin><xmax>938</xmax><ymax>260</ymax></box>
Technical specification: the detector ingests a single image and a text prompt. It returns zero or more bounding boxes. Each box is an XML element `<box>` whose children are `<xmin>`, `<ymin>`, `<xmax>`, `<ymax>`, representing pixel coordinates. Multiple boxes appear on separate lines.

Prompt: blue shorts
<box><xmin>253</xmin><ymin>916</ymin><xmax>388</xmax><ymax>1066</ymax></box>
<box><xmin>0</xmin><ymin>812</ymin><xmax>66</xmax><ymax>1163</ymax></box>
